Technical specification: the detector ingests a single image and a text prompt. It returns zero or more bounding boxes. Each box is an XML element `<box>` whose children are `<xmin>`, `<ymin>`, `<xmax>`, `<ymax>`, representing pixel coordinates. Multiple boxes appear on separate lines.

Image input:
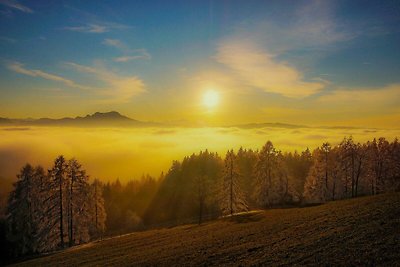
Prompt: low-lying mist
<box><xmin>1</xmin><ymin>126</ymin><xmax>399</xmax><ymax>182</ymax></box>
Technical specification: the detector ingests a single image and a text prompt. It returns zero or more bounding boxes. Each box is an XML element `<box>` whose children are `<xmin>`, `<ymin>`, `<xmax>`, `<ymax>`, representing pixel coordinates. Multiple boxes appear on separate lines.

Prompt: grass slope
<box><xmin>12</xmin><ymin>193</ymin><xmax>400</xmax><ymax>266</ymax></box>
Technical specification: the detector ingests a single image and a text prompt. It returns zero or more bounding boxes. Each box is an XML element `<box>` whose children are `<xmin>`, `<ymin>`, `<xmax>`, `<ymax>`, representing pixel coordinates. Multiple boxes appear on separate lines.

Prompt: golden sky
<box><xmin>1</xmin><ymin>1</ymin><xmax>400</xmax><ymax>128</ymax></box>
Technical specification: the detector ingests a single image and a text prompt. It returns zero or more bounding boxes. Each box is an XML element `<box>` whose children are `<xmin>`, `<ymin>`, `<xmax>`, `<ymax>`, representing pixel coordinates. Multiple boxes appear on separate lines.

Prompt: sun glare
<box><xmin>203</xmin><ymin>90</ymin><xmax>219</xmax><ymax>108</ymax></box>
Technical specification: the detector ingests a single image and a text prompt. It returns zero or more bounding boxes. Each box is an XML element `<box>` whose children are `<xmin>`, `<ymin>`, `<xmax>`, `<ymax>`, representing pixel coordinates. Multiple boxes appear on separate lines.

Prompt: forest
<box><xmin>1</xmin><ymin>136</ymin><xmax>400</xmax><ymax>261</ymax></box>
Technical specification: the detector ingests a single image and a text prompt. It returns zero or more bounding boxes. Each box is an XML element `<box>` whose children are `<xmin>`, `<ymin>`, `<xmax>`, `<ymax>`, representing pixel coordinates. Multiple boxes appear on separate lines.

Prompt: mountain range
<box><xmin>0</xmin><ymin>111</ymin><xmax>359</xmax><ymax>129</ymax></box>
<box><xmin>0</xmin><ymin>111</ymin><xmax>158</xmax><ymax>127</ymax></box>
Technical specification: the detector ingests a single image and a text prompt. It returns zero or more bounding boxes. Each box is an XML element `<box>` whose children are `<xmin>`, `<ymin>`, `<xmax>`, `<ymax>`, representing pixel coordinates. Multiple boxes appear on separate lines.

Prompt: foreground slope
<box><xmin>14</xmin><ymin>193</ymin><xmax>400</xmax><ymax>266</ymax></box>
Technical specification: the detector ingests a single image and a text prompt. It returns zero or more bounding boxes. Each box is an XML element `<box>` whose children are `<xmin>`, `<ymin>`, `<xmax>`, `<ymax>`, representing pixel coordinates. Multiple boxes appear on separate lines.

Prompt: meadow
<box><xmin>11</xmin><ymin>193</ymin><xmax>400</xmax><ymax>266</ymax></box>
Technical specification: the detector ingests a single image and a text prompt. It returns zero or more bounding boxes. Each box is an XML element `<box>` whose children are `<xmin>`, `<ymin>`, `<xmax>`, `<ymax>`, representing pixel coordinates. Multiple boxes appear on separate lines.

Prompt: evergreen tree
<box><xmin>6</xmin><ymin>165</ymin><xmax>38</xmax><ymax>255</ymax></box>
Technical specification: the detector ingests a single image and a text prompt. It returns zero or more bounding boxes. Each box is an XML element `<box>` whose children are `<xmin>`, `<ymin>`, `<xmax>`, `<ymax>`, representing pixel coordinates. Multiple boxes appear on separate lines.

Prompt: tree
<box><xmin>66</xmin><ymin>158</ymin><xmax>91</xmax><ymax>246</ymax></box>
<box><xmin>220</xmin><ymin>150</ymin><xmax>248</xmax><ymax>215</ymax></box>
<box><xmin>236</xmin><ymin>148</ymin><xmax>258</xmax><ymax>208</ymax></box>
<box><xmin>6</xmin><ymin>165</ymin><xmax>38</xmax><ymax>255</ymax></box>
<box><xmin>365</xmin><ymin>138</ymin><xmax>391</xmax><ymax>194</ymax></box>
<box><xmin>47</xmin><ymin>155</ymin><xmax>68</xmax><ymax>249</ymax></box>
<box><xmin>284</xmin><ymin>149</ymin><xmax>313</xmax><ymax>202</ymax></box>
<box><xmin>254</xmin><ymin>141</ymin><xmax>280</xmax><ymax>207</ymax></box>
<box><xmin>6</xmin><ymin>164</ymin><xmax>48</xmax><ymax>255</ymax></box>
<box><xmin>321</xmin><ymin>143</ymin><xmax>331</xmax><ymax>194</ymax></box>
<box><xmin>90</xmin><ymin>179</ymin><xmax>106</xmax><ymax>238</ymax></box>
<box><xmin>304</xmin><ymin>144</ymin><xmax>341</xmax><ymax>202</ymax></box>
<box><xmin>6</xmin><ymin>156</ymin><xmax>107</xmax><ymax>255</ymax></box>
<box><xmin>303</xmin><ymin>149</ymin><xmax>326</xmax><ymax>203</ymax></box>
<box><xmin>339</xmin><ymin>137</ymin><xmax>364</xmax><ymax>198</ymax></box>
<box><xmin>195</xmin><ymin>175</ymin><xmax>208</xmax><ymax>224</ymax></box>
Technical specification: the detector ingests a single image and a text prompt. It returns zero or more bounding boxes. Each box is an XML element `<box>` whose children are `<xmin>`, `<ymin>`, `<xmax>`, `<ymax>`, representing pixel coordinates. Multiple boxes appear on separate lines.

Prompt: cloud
<box><xmin>102</xmin><ymin>39</ymin><xmax>151</xmax><ymax>62</ymax></box>
<box><xmin>290</xmin><ymin>0</ymin><xmax>351</xmax><ymax>48</ymax></box>
<box><xmin>208</xmin><ymin>1</ymin><xmax>351</xmax><ymax>98</ymax></box>
<box><xmin>64</xmin><ymin>22</ymin><xmax>129</xmax><ymax>34</ymax></box>
<box><xmin>65</xmin><ymin>62</ymin><xmax>145</xmax><ymax>103</ymax></box>
<box><xmin>216</xmin><ymin>40</ymin><xmax>325</xmax><ymax>98</ymax></box>
<box><xmin>114</xmin><ymin>54</ymin><xmax>150</xmax><ymax>62</ymax></box>
<box><xmin>0</xmin><ymin>0</ymin><xmax>33</xmax><ymax>13</ymax></box>
<box><xmin>7</xmin><ymin>61</ymin><xmax>88</xmax><ymax>90</ymax></box>
<box><xmin>7</xmin><ymin>61</ymin><xmax>145</xmax><ymax>103</ymax></box>
<box><xmin>224</xmin><ymin>1</ymin><xmax>350</xmax><ymax>58</ymax></box>
<box><xmin>317</xmin><ymin>84</ymin><xmax>400</xmax><ymax>107</ymax></box>
<box><xmin>102</xmin><ymin>38</ymin><xmax>126</xmax><ymax>50</ymax></box>
<box><xmin>0</xmin><ymin>36</ymin><xmax>16</xmax><ymax>43</ymax></box>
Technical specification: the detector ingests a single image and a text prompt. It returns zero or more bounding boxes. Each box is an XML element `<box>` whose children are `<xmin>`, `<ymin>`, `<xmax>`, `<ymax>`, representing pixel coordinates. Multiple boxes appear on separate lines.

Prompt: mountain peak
<box><xmin>78</xmin><ymin>111</ymin><xmax>133</xmax><ymax>121</ymax></box>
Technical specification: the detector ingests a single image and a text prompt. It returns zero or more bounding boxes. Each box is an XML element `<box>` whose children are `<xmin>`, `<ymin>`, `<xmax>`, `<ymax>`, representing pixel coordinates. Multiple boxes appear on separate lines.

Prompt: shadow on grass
<box><xmin>223</xmin><ymin>203</ymin><xmax>324</xmax><ymax>224</ymax></box>
<box><xmin>266</xmin><ymin>203</ymin><xmax>323</xmax><ymax>209</ymax></box>
<box><xmin>224</xmin><ymin>211</ymin><xmax>265</xmax><ymax>224</ymax></box>
<box><xmin>4</xmin><ymin>250</ymin><xmax>56</xmax><ymax>266</ymax></box>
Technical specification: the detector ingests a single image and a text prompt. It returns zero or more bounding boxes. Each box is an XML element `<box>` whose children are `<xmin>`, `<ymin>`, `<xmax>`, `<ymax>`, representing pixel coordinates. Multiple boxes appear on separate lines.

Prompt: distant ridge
<box><xmin>75</xmin><ymin>111</ymin><xmax>133</xmax><ymax>121</ymax></box>
<box><xmin>233</xmin><ymin>122</ymin><xmax>308</xmax><ymax>129</ymax></box>
<box><xmin>0</xmin><ymin>112</ymin><xmax>369</xmax><ymax>129</ymax></box>
<box><xmin>0</xmin><ymin>111</ymin><xmax>158</xmax><ymax>127</ymax></box>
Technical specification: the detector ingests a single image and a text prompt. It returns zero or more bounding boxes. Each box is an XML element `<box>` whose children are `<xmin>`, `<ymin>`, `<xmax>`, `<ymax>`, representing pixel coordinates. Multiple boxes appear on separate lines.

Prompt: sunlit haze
<box><xmin>203</xmin><ymin>90</ymin><xmax>220</xmax><ymax>109</ymax></box>
<box><xmin>0</xmin><ymin>1</ymin><xmax>399</xmax><ymax>128</ymax></box>
<box><xmin>1</xmin><ymin>1</ymin><xmax>400</xmax><ymax>265</ymax></box>
<box><xmin>1</xmin><ymin>0</ymin><xmax>400</xmax><ymax>182</ymax></box>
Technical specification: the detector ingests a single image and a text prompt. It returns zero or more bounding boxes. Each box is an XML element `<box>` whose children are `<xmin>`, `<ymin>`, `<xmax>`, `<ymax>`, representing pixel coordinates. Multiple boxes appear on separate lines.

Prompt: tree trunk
<box><xmin>59</xmin><ymin>174</ymin><xmax>64</xmax><ymax>248</ymax></box>
<box><xmin>69</xmin><ymin>175</ymin><xmax>74</xmax><ymax>247</ymax></box>
<box><xmin>230</xmin><ymin>156</ymin><xmax>233</xmax><ymax>216</ymax></box>
<box><xmin>325</xmin><ymin>151</ymin><xmax>328</xmax><ymax>197</ymax></box>
<box><xmin>95</xmin><ymin>183</ymin><xmax>98</xmax><ymax>235</ymax></box>
<box><xmin>355</xmin><ymin>158</ymin><xmax>362</xmax><ymax>197</ymax></box>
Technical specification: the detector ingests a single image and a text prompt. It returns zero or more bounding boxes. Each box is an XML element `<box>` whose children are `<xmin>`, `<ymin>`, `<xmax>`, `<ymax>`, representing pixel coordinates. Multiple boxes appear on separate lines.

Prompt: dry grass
<box><xmin>12</xmin><ymin>193</ymin><xmax>400</xmax><ymax>266</ymax></box>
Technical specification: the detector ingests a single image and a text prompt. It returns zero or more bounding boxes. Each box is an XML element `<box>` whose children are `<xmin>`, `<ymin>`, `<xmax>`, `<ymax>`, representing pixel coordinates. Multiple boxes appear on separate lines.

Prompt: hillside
<box><xmin>11</xmin><ymin>193</ymin><xmax>400</xmax><ymax>266</ymax></box>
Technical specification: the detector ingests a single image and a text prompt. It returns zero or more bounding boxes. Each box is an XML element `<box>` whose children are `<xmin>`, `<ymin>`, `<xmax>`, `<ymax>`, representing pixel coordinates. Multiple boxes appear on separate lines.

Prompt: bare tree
<box><xmin>220</xmin><ymin>150</ymin><xmax>248</xmax><ymax>215</ymax></box>
<box><xmin>339</xmin><ymin>137</ymin><xmax>364</xmax><ymax>198</ymax></box>
<box><xmin>90</xmin><ymin>179</ymin><xmax>106</xmax><ymax>239</ymax></box>
<box><xmin>48</xmin><ymin>155</ymin><xmax>68</xmax><ymax>249</ymax></box>
<box><xmin>254</xmin><ymin>141</ymin><xmax>280</xmax><ymax>207</ymax></box>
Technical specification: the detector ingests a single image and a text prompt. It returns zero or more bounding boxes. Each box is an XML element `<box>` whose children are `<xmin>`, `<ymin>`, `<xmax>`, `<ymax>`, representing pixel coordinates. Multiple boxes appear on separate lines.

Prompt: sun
<box><xmin>203</xmin><ymin>90</ymin><xmax>219</xmax><ymax>108</ymax></box>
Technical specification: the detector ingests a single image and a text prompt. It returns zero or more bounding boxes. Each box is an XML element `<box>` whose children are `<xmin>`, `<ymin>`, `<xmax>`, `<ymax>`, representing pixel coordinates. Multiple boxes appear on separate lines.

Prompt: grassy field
<box><xmin>11</xmin><ymin>193</ymin><xmax>400</xmax><ymax>266</ymax></box>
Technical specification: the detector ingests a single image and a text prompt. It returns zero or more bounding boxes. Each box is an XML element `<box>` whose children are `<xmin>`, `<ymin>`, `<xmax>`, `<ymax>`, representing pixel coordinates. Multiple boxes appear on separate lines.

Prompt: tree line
<box><xmin>2</xmin><ymin>136</ymin><xmax>400</xmax><ymax>261</ymax></box>
<box><xmin>144</xmin><ymin>137</ymin><xmax>399</xmax><ymax>225</ymax></box>
<box><xmin>5</xmin><ymin>156</ymin><xmax>106</xmax><ymax>257</ymax></box>
<box><xmin>304</xmin><ymin>137</ymin><xmax>400</xmax><ymax>202</ymax></box>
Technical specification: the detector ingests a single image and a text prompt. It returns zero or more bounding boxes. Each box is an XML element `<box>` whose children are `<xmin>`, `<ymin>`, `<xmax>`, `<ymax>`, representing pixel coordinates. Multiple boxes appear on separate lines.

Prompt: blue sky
<box><xmin>0</xmin><ymin>0</ymin><xmax>399</xmax><ymax>127</ymax></box>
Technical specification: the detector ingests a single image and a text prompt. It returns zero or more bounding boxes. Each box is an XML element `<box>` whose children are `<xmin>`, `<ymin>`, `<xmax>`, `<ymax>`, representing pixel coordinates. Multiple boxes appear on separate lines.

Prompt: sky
<box><xmin>0</xmin><ymin>0</ymin><xmax>400</xmax><ymax>127</ymax></box>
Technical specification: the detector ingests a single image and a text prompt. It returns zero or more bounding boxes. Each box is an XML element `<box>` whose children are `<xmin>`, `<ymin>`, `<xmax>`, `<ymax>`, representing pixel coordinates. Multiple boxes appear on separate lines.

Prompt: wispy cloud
<box><xmin>7</xmin><ymin>61</ymin><xmax>145</xmax><ymax>103</ymax></box>
<box><xmin>102</xmin><ymin>38</ymin><xmax>151</xmax><ymax>62</ymax></box>
<box><xmin>7</xmin><ymin>61</ymin><xmax>88</xmax><ymax>90</ymax></box>
<box><xmin>216</xmin><ymin>40</ymin><xmax>325</xmax><ymax>98</ymax></box>
<box><xmin>225</xmin><ymin>1</ymin><xmax>351</xmax><ymax>57</ymax></box>
<box><xmin>0</xmin><ymin>0</ymin><xmax>33</xmax><ymax>13</ymax></box>
<box><xmin>113</xmin><ymin>55</ymin><xmax>150</xmax><ymax>62</ymax></box>
<box><xmin>0</xmin><ymin>36</ymin><xmax>16</xmax><ymax>43</ymax></box>
<box><xmin>102</xmin><ymin>38</ymin><xmax>126</xmax><ymax>50</ymax></box>
<box><xmin>65</xmin><ymin>62</ymin><xmax>145</xmax><ymax>103</ymax></box>
<box><xmin>290</xmin><ymin>0</ymin><xmax>351</xmax><ymax>48</ymax></box>
<box><xmin>317</xmin><ymin>84</ymin><xmax>400</xmax><ymax>107</ymax></box>
<box><xmin>64</xmin><ymin>22</ymin><xmax>129</xmax><ymax>34</ymax></box>
<box><xmin>206</xmin><ymin>1</ymin><xmax>353</xmax><ymax>98</ymax></box>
